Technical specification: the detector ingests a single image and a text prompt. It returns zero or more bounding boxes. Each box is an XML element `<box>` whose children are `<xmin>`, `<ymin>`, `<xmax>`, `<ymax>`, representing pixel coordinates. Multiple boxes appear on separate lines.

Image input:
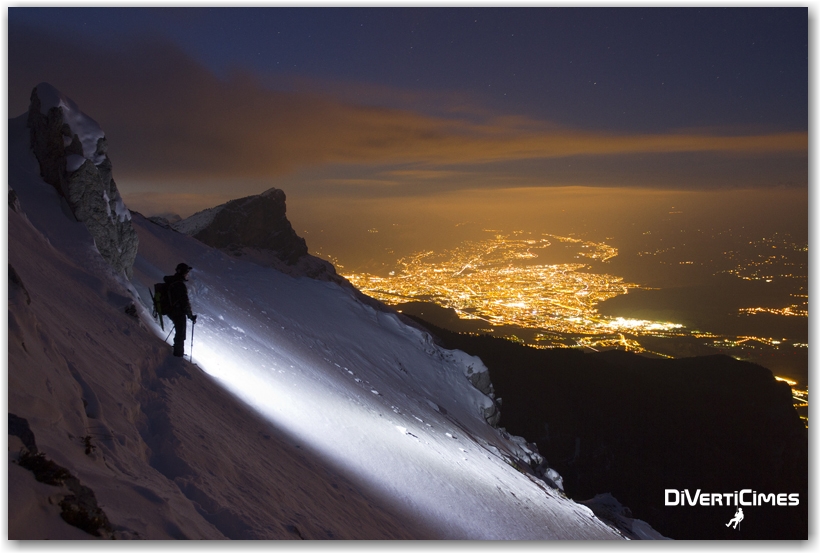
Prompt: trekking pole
<box><xmin>165</xmin><ymin>326</ymin><xmax>174</xmax><ymax>343</ymax></box>
<box><xmin>190</xmin><ymin>318</ymin><xmax>195</xmax><ymax>362</ymax></box>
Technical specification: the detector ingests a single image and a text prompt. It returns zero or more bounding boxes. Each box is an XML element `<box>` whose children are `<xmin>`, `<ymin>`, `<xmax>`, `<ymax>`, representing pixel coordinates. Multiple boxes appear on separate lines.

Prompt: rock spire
<box><xmin>27</xmin><ymin>83</ymin><xmax>138</xmax><ymax>278</ymax></box>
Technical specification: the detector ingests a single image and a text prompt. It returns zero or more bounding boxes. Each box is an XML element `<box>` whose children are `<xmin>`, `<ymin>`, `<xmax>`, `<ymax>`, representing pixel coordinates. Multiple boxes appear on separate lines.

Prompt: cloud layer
<box><xmin>9</xmin><ymin>25</ymin><xmax>806</xmax><ymax>191</ymax></box>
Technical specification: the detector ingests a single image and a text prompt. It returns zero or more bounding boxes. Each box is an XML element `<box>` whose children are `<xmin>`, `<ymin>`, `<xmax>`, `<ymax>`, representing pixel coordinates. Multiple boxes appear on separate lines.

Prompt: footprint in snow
<box><xmin>370</xmin><ymin>390</ymin><xmax>380</xmax><ymax>395</ymax></box>
<box><xmin>445</xmin><ymin>433</ymin><xmax>457</xmax><ymax>440</ymax></box>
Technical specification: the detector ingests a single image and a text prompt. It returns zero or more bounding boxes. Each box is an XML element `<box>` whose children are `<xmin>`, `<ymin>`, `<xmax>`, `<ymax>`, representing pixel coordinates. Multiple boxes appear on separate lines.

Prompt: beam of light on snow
<box><xmin>189</xmin><ymin>338</ymin><xmax>300</xmax><ymax>423</ymax></box>
<box><xmin>173</xmin><ymin>311</ymin><xmax>589</xmax><ymax>539</ymax></box>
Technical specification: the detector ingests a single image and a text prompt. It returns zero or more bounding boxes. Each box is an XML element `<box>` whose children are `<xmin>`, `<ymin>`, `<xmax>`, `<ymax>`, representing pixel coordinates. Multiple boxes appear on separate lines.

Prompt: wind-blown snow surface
<box><xmin>8</xmin><ymin>117</ymin><xmax>621</xmax><ymax>539</ymax></box>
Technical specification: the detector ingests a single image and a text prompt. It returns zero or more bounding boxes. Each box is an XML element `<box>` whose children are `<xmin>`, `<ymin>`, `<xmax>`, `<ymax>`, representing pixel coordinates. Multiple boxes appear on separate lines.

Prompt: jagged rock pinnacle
<box><xmin>27</xmin><ymin>83</ymin><xmax>138</xmax><ymax>278</ymax></box>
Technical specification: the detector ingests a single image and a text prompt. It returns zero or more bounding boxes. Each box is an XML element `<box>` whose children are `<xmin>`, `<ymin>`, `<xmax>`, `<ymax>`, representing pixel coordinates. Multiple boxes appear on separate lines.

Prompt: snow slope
<box><xmin>8</xmin><ymin>112</ymin><xmax>623</xmax><ymax>540</ymax></box>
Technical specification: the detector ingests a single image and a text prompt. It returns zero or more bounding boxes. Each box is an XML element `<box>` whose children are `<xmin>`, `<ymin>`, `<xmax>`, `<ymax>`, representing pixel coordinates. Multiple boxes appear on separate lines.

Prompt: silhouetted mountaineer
<box><xmin>164</xmin><ymin>263</ymin><xmax>197</xmax><ymax>357</ymax></box>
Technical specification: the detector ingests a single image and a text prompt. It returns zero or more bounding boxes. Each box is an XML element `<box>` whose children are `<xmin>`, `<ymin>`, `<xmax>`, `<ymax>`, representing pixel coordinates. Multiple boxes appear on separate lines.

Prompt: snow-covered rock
<box><xmin>26</xmin><ymin>83</ymin><xmax>138</xmax><ymax>278</ymax></box>
<box><xmin>441</xmin><ymin>349</ymin><xmax>500</xmax><ymax>426</ymax></box>
<box><xmin>580</xmin><ymin>493</ymin><xmax>671</xmax><ymax>540</ymax></box>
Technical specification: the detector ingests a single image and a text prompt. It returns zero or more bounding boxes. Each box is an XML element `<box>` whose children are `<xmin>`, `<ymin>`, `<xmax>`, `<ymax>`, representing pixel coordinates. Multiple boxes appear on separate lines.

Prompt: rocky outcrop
<box><xmin>580</xmin><ymin>493</ymin><xmax>670</xmax><ymax>540</ymax></box>
<box><xmin>179</xmin><ymin>188</ymin><xmax>307</xmax><ymax>263</ymax></box>
<box><xmin>9</xmin><ymin>189</ymin><xmax>23</xmax><ymax>213</ymax></box>
<box><xmin>27</xmin><ymin>83</ymin><xmax>138</xmax><ymax>278</ymax></box>
<box><xmin>9</xmin><ymin>264</ymin><xmax>31</xmax><ymax>306</ymax></box>
<box><xmin>11</xmin><ymin>413</ymin><xmax>114</xmax><ymax>538</ymax></box>
<box><xmin>173</xmin><ymin>188</ymin><xmax>351</xmax><ymax>286</ymax></box>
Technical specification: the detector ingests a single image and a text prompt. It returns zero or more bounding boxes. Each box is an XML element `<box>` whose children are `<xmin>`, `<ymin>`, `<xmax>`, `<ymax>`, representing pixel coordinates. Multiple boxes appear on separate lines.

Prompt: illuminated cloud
<box><xmin>386</xmin><ymin>170</ymin><xmax>470</xmax><ymax>180</ymax></box>
<box><xmin>318</xmin><ymin>178</ymin><xmax>401</xmax><ymax>188</ymax></box>
<box><xmin>8</xmin><ymin>26</ymin><xmax>807</xmax><ymax>193</ymax></box>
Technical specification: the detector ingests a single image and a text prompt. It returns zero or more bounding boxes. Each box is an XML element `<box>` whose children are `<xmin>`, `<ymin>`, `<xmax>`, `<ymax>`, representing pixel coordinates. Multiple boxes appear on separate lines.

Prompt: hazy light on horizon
<box><xmin>283</xmin><ymin>186</ymin><xmax>808</xmax><ymax>273</ymax></box>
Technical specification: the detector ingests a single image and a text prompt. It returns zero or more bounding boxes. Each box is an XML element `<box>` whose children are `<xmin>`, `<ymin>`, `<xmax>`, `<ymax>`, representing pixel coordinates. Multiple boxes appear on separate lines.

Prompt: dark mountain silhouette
<box><xmin>172</xmin><ymin>188</ymin><xmax>348</xmax><ymax>283</ymax></box>
<box><xmin>406</xmin><ymin>317</ymin><xmax>808</xmax><ymax>540</ymax></box>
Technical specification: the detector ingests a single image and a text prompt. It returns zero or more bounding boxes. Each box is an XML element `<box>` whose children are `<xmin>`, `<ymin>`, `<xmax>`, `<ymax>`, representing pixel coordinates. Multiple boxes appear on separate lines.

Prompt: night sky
<box><xmin>8</xmin><ymin>7</ymin><xmax>808</xmax><ymax>221</ymax></box>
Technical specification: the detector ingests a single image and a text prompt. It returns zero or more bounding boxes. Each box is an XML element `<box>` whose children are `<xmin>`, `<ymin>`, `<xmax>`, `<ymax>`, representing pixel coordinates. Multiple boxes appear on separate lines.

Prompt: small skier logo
<box><xmin>725</xmin><ymin>507</ymin><xmax>744</xmax><ymax>530</ymax></box>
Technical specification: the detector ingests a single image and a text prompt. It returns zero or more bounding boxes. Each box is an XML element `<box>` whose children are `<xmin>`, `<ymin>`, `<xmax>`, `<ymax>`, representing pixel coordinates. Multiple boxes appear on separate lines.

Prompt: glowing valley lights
<box><xmin>665</xmin><ymin>489</ymin><xmax>800</xmax><ymax>507</ymax></box>
<box><xmin>599</xmin><ymin>317</ymin><xmax>683</xmax><ymax>332</ymax></box>
<box><xmin>345</xmin><ymin>233</ymin><xmax>806</xmax><ymax>360</ymax></box>
<box><xmin>345</xmin><ymin>234</ymin><xmax>659</xmax><ymax>339</ymax></box>
<box><xmin>738</xmin><ymin>305</ymin><xmax>808</xmax><ymax>317</ymax></box>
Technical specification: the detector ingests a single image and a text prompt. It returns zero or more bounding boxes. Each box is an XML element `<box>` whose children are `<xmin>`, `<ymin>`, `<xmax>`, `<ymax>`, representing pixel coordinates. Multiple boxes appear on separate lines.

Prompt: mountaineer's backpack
<box><xmin>150</xmin><ymin>282</ymin><xmax>172</xmax><ymax>330</ymax></box>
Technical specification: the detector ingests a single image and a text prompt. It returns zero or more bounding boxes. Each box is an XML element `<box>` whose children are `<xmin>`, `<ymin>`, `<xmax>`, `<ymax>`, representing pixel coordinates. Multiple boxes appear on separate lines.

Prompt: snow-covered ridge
<box><xmin>171</xmin><ymin>204</ymin><xmax>225</xmax><ymax>236</ymax></box>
